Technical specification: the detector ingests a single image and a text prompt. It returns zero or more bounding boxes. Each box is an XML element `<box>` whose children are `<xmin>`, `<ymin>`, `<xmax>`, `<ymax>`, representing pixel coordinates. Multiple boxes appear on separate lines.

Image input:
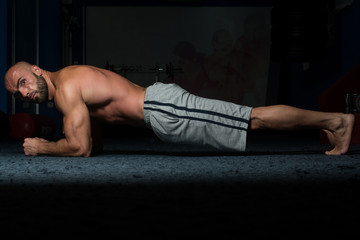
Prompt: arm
<box><xmin>23</xmin><ymin>104</ymin><xmax>92</xmax><ymax>157</ymax></box>
<box><xmin>23</xmin><ymin>83</ymin><xmax>93</xmax><ymax>157</ymax></box>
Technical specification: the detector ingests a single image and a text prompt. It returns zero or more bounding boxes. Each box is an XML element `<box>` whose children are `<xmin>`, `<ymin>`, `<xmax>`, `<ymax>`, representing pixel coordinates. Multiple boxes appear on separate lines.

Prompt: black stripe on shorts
<box><xmin>144</xmin><ymin>102</ymin><xmax>248</xmax><ymax>132</ymax></box>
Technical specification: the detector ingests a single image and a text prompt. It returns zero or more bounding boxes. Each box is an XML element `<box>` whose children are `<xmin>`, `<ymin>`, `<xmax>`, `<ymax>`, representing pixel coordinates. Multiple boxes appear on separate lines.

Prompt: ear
<box><xmin>31</xmin><ymin>65</ymin><xmax>42</xmax><ymax>76</ymax></box>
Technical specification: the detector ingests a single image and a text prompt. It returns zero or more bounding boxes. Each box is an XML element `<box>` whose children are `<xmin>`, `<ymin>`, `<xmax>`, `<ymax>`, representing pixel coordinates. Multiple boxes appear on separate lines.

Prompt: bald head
<box><xmin>11</xmin><ymin>61</ymin><xmax>32</xmax><ymax>70</ymax></box>
<box><xmin>4</xmin><ymin>61</ymin><xmax>33</xmax><ymax>91</ymax></box>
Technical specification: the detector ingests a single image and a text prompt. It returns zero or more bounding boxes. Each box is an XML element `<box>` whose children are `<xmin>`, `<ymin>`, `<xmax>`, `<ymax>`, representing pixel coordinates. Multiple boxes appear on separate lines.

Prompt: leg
<box><xmin>249</xmin><ymin>105</ymin><xmax>355</xmax><ymax>155</ymax></box>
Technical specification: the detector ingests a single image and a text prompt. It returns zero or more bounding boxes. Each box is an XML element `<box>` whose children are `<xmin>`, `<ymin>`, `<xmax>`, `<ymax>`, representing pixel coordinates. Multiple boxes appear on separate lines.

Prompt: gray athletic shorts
<box><xmin>144</xmin><ymin>82</ymin><xmax>252</xmax><ymax>151</ymax></box>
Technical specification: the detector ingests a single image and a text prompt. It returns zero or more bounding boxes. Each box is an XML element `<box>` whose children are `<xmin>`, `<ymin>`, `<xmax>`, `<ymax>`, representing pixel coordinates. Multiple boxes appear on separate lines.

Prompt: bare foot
<box><xmin>325</xmin><ymin>114</ymin><xmax>355</xmax><ymax>155</ymax></box>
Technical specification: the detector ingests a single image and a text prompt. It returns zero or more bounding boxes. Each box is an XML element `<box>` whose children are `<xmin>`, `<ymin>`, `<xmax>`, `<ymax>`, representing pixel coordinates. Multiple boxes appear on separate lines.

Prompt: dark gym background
<box><xmin>1</xmin><ymin>0</ymin><xmax>360</xmax><ymax>136</ymax></box>
<box><xmin>0</xmin><ymin>0</ymin><xmax>360</xmax><ymax>238</ymax></box>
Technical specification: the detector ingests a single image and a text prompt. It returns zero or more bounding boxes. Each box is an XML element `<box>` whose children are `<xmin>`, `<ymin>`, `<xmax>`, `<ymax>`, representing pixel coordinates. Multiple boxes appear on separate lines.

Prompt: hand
<box><xmin>23</xmin><ymin>137</ymin><xmax>48</xmax><ymax>156</ymax></box>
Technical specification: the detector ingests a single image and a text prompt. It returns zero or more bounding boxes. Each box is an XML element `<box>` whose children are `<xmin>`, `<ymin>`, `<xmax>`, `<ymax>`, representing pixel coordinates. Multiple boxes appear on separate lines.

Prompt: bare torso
<box><xmin>53</xmin><ymin>65</ymin><xmax>147</xmax><ymax>126</ymax></box>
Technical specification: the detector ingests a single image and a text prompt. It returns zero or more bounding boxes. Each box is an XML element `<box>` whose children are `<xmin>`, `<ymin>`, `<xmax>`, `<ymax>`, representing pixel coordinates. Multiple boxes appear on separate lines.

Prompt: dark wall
<box><xmin>39</xmin><ymin>0</ymin><xmax>63</xmax><ymax>136</ymax></box>
<box><xmin>13</xmin><ymin>0</ymin><xmax>38</xmax><ymax>114</ymax></box>
<box><xmin>77</xmin><ymin>0</ymin><xmax>360</xmax><ymax>111</ymax></box>
<box><xmin>280</xmin><ymin>1</ymin><xmax>360</xmax><ymax>110</ymax></box>
<box><xmin>0</xmin><ymin>0</ymin><xmax>7</xmax><ymax>113</ymax></box>
<box><xmin>3</xmin><ymin>0</ymin><xmax>63</xmax><ymax>136</ymax></box>
<box><xmin>2</xmin><ymin>0</ymin><xmax>360</xmax><ymax>114</ymax></box>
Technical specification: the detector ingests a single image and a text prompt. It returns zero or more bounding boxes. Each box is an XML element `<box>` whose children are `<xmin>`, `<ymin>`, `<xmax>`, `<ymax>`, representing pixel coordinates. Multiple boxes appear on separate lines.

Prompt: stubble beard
<box><xmin>33</xmin><ymin>73</ymin><xmax>49</xmax><ymax>103</ymax></box>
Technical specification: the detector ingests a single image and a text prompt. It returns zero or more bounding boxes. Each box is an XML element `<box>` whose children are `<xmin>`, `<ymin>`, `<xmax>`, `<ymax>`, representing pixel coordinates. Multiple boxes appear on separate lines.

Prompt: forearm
<box><xmin>24</xmin><ymin>137</ymin><xmax>92</xmax><ymax>157</ymax></box>
<box><xmin>46</xmin><ymin>138</ymin><xmax>91</xmax><ymax>157</ymax></box>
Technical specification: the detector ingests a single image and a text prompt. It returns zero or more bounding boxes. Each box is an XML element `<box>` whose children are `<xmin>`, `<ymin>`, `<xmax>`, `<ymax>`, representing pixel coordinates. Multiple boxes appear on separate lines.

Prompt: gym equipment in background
<box><xmin>9</xmin><ymin>113</ymin><xmax>57</xmax><ymax>141</ymax></box>
<box><xmin>105</xmin><ymin>61</ymin><xmax>183</xmax><ymax>82</ymax></box>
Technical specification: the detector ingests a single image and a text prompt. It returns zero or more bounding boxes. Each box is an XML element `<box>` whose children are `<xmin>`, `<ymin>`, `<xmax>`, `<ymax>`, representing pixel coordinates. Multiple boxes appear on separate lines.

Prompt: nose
<box><xmin>19</xmin><ymin>87</ymin><xmax>30</xmax><ymax>98</ymax></box>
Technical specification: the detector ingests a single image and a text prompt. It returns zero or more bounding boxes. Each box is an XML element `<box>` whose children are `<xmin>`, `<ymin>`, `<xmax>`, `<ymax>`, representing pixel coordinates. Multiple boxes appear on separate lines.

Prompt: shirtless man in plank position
<box><xmin>4</xmin><ymin>61</ymin><xmax>355</xmax><ymax>157</ymax></box>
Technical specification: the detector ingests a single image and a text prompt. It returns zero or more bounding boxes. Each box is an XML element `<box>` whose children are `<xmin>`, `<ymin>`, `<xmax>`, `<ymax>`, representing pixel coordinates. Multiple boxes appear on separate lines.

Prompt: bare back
<box><xmin>53</xmin><ymin>65</ymin><xmax>146</xmax><ymax>126</ymax></box>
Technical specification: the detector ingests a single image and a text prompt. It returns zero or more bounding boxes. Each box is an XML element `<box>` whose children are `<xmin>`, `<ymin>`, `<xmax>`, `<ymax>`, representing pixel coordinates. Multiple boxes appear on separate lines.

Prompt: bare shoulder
<box><xmin>55</xmin><ymin>65</ymin><xmax>104</xmax><ymax>92</ymax></box>
<box><xmin>57</xmin><ymin>65</ymin><xmax>98</xmax><ymax>81</ymax></box>
<box><xmin>54</xmin><ymin>66</ymin><xmax>90</xmax><ymax>112</ymax></box>
<box><xmin>54</xmin><ymin>65</ymin><xmax>114</xmax><ymax>110</ymax></box>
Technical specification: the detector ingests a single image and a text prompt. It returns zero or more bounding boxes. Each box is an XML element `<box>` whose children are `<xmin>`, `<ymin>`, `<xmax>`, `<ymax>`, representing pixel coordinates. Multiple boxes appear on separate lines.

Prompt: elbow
<box><xmin>78</xmin><ymin>146</ymin><xmax>92</xmax><ymax>157</ymax></box>
<box><xmin>79</xmin><ymin>149</ymin><xmax>92</xmax><ymax>157</ymax></box>
<box><xmin>68</xmin><ymin>142</ymin><xmax>92</xmax><ymax>157</ymax></box>
<box><xmin>82</xmin><ymin>141</ymin><xmax>93</xmax><ymax>157</ymax></box>
<box><xmin>75</xmin><ymin>149</ymin><xmax>92</xmax><ymax>157</ymax></box>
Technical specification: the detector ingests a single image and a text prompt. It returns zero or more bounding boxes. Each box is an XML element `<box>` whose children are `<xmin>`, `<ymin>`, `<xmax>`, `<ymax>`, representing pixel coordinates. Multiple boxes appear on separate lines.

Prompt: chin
<box><xmin>34</xmin><ymin>98</ymin><xmax>46</xmax><ymax>104</ymax></box>
<box><xmin>36</xmin><ymin>94</ymin><xmax>49</xmax><ymax>104</ymax></box>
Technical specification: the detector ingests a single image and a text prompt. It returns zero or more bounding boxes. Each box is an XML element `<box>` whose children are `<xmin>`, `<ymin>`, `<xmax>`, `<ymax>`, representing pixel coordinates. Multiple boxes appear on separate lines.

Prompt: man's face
<box><xmin>7</xmin><ymin>69</ymin><xmax>48</xmax><ymax>103</ymax></box>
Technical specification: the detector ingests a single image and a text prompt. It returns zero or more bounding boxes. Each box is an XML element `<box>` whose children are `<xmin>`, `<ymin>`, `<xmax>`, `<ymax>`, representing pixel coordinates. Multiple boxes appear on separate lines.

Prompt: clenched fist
<box><xmin>23</xmin><ymin>137</ymin><xmax>48</xmax><ymax>156</ymax></box>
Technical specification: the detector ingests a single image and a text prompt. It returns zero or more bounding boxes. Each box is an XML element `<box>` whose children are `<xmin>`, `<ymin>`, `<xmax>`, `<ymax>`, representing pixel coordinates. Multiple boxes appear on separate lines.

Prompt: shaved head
<box><xmin>4</xmin><ymin>61</ymin><xmax>32</xmax><ymax>91</ymax></box>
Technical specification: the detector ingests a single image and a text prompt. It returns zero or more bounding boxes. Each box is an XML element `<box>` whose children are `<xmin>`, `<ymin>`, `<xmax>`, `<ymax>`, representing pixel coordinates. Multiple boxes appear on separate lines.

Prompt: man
<box><xmin>4</xmin><ymin>61</ymin><xmax>355</xmax><ymax>157</ymax></box>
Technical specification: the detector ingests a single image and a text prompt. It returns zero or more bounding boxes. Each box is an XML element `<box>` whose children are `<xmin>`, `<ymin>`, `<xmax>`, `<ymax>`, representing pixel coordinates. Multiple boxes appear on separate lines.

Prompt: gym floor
<box><xmin>0</xmin><ymin>131</ymin><xmax>359</xmax><ymax>238</ymax></box>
